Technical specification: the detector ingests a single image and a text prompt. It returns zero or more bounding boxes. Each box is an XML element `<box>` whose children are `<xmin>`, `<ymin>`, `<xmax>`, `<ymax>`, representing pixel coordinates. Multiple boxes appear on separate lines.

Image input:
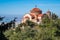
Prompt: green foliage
<box><xmin>26</xmin><ymin>20</ymin><xmax>37</xmax><ymax>27</ymax></box>
<box><xmin>4</xmin><ymin>26</ymin><xmax>38</xmax><ymax>40</ymax></box>
<box><xmin>4</xmin><ymin>13</ymin><xmax>60</xmax><ymax>40</ymax></box>
<box><xmin>52</xmin><ymin>13</ymin><xmax>58</xmax><ymax>20</ymax></box>
<box><xmin>4</xmin><ymin>29</ymin><xmax>14</xmax><ymax>39</ymax></box>
<box><xmin>18</xmin><ymin>23</ymin><xmax>27</xmax><ymax>27</ymax></box>
<box><xmin>42</xmin><ymin>14</ymin><xmax>50</xmax><ymax>24</ymax></box>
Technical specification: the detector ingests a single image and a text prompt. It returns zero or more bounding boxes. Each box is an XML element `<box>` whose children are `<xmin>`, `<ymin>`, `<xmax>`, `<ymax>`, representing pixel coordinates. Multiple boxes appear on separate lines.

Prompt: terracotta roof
<box><xmin>32</xmin><ymin>8</ymin><xmax>41</xmax><ymax>11</ymax></box>
<box><xmin>31</xmin><ymin>8</ymin><xmax>42</xmax><ymax>13</ymax></box>
<box><xmin>25</xmin><ymin>16</ymin><xmax>28</xmax><ymax>18</ymax></box>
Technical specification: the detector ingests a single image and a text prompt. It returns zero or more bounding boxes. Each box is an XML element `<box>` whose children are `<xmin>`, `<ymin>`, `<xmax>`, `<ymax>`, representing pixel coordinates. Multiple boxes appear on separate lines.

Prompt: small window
<box><xmin>37</xmin><ymin>19</ymin><xmax>39</xmax><ymax>22</ymax></box>
<box><xmin>32</xmin><ymin>17</ymin><xmax>35</xmax><ymax>19</ymax></box>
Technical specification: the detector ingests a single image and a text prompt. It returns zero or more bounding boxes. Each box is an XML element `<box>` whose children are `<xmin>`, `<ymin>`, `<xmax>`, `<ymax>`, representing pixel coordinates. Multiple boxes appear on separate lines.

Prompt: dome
<box><xmin>32</xmin><ymin>8</ymin><xmax>41</xmax><ymax>12</ymax></box>
<box><xmin>31</xmin><ymin>8</ymin><xmax>42</xmax><ymax>14</ymax></box>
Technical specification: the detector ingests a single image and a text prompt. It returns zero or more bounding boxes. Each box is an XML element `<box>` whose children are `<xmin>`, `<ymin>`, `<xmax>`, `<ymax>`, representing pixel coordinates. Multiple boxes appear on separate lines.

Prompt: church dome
<box><xmin>31</xmin><ymin>8</ymin><xmax>42</xmax><ymax>14</ymax></box>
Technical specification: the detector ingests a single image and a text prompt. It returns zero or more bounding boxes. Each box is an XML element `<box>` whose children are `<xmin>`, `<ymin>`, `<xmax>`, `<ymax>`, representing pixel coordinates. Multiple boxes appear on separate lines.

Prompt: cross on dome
<box><xmin>35</xmin><ymin>5</ymin><xmax>37</xmax><ymax>8</ymax></box>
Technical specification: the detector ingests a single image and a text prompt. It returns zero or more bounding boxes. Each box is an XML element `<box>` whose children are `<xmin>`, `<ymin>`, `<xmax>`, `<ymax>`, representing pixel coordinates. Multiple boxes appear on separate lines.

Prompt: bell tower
<box><xmin>46</xmin><ymin>9</ymin><xmax>51</xmax><ymax>18</ymax></box>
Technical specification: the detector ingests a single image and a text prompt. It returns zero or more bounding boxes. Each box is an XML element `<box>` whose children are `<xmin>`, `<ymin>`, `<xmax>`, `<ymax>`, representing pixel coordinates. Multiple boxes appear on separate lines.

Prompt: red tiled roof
<box><xmin>25</xmin><ymin>16</ymin><xmax>30</xmax><ymax>19</ymax></box>
<box><xmin>31</xmin><ymin>8</ymin><xmax>42</xmax><ymax>13</ymax></box>
<box><xmin>32</xmin><ymin>8</ymin><xmax>41</xmax><ymax>12</ymax></box>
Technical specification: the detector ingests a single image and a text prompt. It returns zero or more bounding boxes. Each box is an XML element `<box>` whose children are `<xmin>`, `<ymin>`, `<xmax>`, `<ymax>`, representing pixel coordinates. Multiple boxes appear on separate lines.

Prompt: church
<box><xmin>21</xmin><ymin>6</ymin><xmax>51</xmax><ymax>24</ymax></box>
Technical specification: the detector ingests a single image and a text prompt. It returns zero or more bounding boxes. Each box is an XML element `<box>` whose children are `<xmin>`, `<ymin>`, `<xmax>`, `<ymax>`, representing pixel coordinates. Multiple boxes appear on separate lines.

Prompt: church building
<box><xmin>21</xmin><ymin>7</ymin><xmax>43</xmax><ymax>24</ymax></box>
<box><xmin>21</xmin><ymin>6</ymin><xmax>51</xmax><ymax>24</ymax></box>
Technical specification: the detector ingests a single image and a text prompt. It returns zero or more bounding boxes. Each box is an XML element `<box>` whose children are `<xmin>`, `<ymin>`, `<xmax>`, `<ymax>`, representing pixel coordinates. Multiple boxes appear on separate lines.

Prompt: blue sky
<box><xmin>0</xmin><ymin>0</ymin><xmax>60</xmax><ymax>17</ymax></box>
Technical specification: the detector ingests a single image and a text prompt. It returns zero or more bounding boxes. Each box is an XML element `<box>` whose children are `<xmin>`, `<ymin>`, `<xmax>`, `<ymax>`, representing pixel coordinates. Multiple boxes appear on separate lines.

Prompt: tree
<box><xmin>26</xmin><ymin>20</ymin><xmax>37</xmax><ymax>28</ymax></box>
<box><xmin>0</xmin><ymin>16</ymin><xmax>5</xmax><ymax>21</ymax></box>
<box><xmin>4</xmin><ymin>13</ymin><xmax>60</xmax><ymax>40</ymax></box>
<box><xmin>42</xmin><ymin>14</ymin><xmax>50</xmax><ymax>24</ymax></box>
<box><xmin>52</xmin><ymin>13</ymin><xmax>58</xmax><ymax>20</ymax></box>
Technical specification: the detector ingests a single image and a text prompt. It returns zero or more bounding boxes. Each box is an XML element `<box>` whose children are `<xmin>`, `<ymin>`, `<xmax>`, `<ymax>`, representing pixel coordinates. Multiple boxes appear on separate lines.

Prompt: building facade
<box><xmin>21</xmin><ymin>7</ymin><xmax>51</xmax><ymax>24</ymax></box>
<box><xmin>21</xmin><ymin>7</ymin><xmax>43</xmax><ymax>24</ymax></box>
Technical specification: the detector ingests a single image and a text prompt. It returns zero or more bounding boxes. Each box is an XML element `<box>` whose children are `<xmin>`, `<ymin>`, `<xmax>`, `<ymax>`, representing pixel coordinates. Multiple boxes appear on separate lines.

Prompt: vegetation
<box><xmin>1</xmin><ymin>13</ymin><xmax>60</xmax><ymax>40</ymax></box>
